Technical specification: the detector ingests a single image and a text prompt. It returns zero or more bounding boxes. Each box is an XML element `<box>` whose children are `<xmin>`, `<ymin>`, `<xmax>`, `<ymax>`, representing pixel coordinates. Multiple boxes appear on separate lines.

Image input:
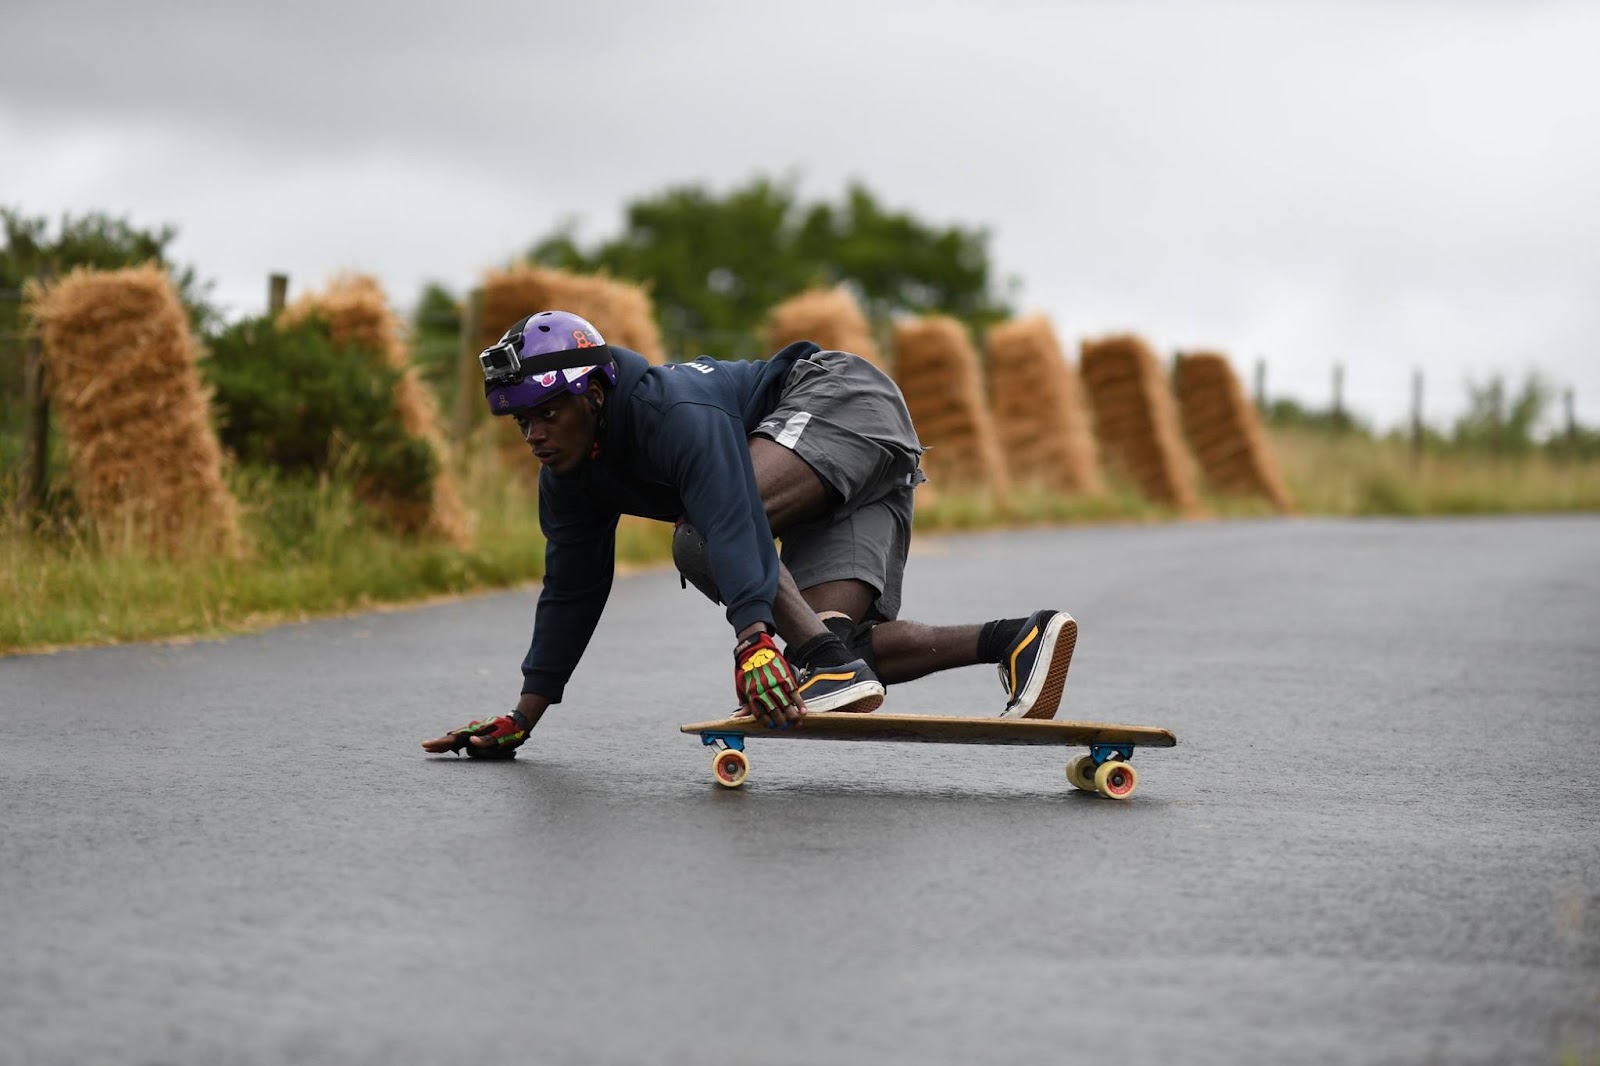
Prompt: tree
<box><xmin>526</xmin><ymin>176</ymin><xmax>1014</xmax><ymax>362</ymax></box>
<box><xmin>1451</xmin><ymin>372</ymin><xmax>1551</xmax><ymax>454</ymax></box>
<box><xmin>0</xmin><ymin>208</ymin><xmax>212</xmax><ymax>328</ymax></box>
<box><xmin>408</xmin><ymin>281</ymin><xmax>463</xmax><ymax>401</ymax></box>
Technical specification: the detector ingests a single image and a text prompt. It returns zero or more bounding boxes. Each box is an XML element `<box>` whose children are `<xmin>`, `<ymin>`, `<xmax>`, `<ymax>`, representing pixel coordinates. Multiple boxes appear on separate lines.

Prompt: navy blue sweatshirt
<box><xmin>520</xmin><ymin>341</ymin><xmax>815</xmax><ymax>700</ymax></box>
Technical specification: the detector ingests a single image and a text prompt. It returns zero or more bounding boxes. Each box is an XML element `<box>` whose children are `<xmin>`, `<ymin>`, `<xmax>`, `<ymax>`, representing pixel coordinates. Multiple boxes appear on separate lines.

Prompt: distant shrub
<box><xmin>204</xmin><ymin>315</ymin><xmax>436</xmax><ymax>502</ymax></box>
<box><xmin>1358</xmin><ymin>470</ymin><xmax>1422</xmax><ymax>516</ymax></box>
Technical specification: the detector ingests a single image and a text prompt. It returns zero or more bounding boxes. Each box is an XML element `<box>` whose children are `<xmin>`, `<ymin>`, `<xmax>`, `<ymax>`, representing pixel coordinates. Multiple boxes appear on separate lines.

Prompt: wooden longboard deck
<box><xmin>680</xmin><ymin>712</ymin><xmax>1176</xmax><ymax>748</ymax></box>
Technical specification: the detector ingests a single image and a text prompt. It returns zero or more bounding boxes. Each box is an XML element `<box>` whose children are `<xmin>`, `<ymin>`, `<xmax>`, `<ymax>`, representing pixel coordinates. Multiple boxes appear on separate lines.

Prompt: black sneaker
<box><xmin>797</xmin><ymin>658</ymin><xmax>885</xmax><ymax>713</ymax></box>
<box><xmin>997</xmin><ymin>610</ymin><xmax>1078</xmax><ymax>719</ymax></box>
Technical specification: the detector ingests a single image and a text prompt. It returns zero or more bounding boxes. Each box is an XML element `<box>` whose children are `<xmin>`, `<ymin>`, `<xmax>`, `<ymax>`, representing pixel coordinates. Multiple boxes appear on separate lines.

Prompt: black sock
<box><xmin>976</xmin><ymin>618</ymin><xmax>1028</xmax><ymax>663</ymax></box>
<box><xmin>788</xmin><ymin>632</ymin><xmax>854</xmax><ymax>670</ymax></box>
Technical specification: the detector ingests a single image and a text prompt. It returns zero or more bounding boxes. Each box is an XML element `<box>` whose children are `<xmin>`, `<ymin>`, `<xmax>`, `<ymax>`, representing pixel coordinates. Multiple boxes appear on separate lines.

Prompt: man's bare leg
<box><xmin>866</xmin><ymin>621</ymin><xmax>983</xmax><ymax>685</ymax></box>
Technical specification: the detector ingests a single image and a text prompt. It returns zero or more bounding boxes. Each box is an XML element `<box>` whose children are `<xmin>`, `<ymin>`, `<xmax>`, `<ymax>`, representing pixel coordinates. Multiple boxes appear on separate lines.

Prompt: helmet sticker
<box><xmin>534</xmin><ymin>371</ymin><xmax>559</xmax><ymax>387</ymax></box>
<box><xmin>572</xmin><ymin>329</ymin><xmax>599</xmax><ymax>348</ymax></box>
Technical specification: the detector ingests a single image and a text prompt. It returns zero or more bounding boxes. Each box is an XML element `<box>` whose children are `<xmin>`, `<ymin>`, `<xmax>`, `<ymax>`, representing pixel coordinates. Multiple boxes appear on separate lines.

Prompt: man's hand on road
<box><xmin>421</xmin><ymin>712</ymin><xmax>530</xmax><ymax>759</ymax></box>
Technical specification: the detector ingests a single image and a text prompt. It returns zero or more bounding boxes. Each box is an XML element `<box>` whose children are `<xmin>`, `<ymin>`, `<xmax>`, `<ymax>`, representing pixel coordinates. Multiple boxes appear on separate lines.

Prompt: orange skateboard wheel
<box><xmin>712</xmin><ymin>748</ymin><xmax>750</xmax><ymax>788</ymax></box>
<box><xmin>1093</xmin><ymin>760</ymin><xmax>1138</xmax><ymax>800</ymax></box>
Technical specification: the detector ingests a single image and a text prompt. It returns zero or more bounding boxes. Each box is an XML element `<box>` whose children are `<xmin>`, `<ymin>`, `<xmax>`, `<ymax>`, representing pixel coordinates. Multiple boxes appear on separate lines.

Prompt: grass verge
<box><xmin>5</xmin><ymin>430</ymin><xmax>1598</xmax><ymax>655</ymax></box>
<box><xmin>1268</xmin><ymin>427</ymin><xmax>1600</xmax><ymax>515</ymax></box>
<box><xmin>1</xmin><ymin>452</ymin><xmax>670</xmax><ymax>654</ymax></box>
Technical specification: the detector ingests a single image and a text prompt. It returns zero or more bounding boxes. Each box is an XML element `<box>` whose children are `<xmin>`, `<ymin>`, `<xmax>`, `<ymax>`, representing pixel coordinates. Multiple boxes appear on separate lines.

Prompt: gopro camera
<box><xmin>478</xmin><ymin>336</ymin><xmax>523</xmax><ymax>382</ymax></box>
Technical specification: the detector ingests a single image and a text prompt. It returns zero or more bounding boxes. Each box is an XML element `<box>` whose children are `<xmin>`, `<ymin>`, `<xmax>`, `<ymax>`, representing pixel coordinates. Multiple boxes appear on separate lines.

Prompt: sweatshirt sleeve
<box><xmin>519</xmin><ymin>473</ymin><xmax>619</xmax><ymax>701</ymax></box>
<box><xmin>655</xmin><ymin>402</ymin><xmax>778</xmax><ymax>635</ymax></box>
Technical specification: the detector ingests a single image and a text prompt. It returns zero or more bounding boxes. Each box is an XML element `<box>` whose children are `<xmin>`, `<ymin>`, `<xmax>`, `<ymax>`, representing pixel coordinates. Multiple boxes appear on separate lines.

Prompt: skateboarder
<box><xmin>423</xmin><ymin>310</ymin><xmax>1078</xmax><ymax>758</ymax></box>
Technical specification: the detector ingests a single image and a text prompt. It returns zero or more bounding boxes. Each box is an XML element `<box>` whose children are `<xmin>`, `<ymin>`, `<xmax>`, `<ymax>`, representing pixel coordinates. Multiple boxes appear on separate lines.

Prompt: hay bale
<box><xmin>31</xmin><ymin>264</ymin><xmax>241</xmax><ymax>557</ymax></box>
<box><xmin>891</xmin><ymin>316</ymin><xmax>1010</xmax><ymax>496</ymax></box>
<box><xmin>765</xmin><ymin>286</ymin><xmax>883</xmax><ymax>368</ymax></box>
<box><xmin>1079</xmin><ymin>334</ymin><xmax>1201</xmax><ymax>513</ymax></box>
<box><xmin>984</xmin><ymin>314</ymin><xmax>1102</xmax><ymax>495</ymax></box>
<box><xmin>1173</xmin><ymin>351</ymin><xmax>1293</xmax><ymax>512</ymax></box>
<box><xmin>282</xmin><ymin>274</ymin><xmax>473</xmax><ymax>546</ymax></box>
<box><xmin>480</xmin><ymin>264</ymin><xmax>665</xmax><ymax>363</ymax></box>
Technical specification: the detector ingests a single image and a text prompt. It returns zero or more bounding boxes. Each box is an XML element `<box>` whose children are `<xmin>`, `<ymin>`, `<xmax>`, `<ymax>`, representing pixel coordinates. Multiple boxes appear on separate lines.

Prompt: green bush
<box><xmin>204</xmin><ymin>315</ymin><xmax>436</xmax><ymax>507</ymax></box>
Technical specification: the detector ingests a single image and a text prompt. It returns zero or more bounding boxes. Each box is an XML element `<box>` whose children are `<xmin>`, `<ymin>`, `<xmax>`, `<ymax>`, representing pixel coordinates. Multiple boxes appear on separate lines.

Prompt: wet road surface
<box><xmin>3</xmin><ymin>516</ymin><xmax>1598</xmax><ymax>1065</ymax></box>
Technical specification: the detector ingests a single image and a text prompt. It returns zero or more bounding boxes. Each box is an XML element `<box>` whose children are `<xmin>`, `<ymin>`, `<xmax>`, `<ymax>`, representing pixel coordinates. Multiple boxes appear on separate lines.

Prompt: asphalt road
<box><xmin>3</xmin><ymin>516</ymin><xmax>1597</xmax><ymax>1065</ymax></box>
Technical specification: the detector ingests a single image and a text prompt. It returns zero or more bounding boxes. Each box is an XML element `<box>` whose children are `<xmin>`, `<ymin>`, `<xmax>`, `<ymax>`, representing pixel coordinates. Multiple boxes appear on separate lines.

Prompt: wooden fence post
<box><xmin>1254</xmin><ymin>358</ymin><xmax>1266</xmax><ymax>412</ymax></box>
<box><xmin>1332</xmin><ymin>362</ymin><xmax>1345</xmax><ymax>430</ymax></box>
<box><xmin>19</xmin><ymin>326</ymin><xmax>50</xmax><ymax>518</ymax></box>
<box><xmin>268</xmin><ymin>273</ymin><xmax>289</xmax><ymax>316</ymax></box>
<box><xmin>1565</xmin><ymin>388</ymin><xmax>1577</xmax><ymax>446</ymax></box>
<box><xmin>454</xmin><ymin>287</ymin><xmax>484</xmax><ymax>441</ymax></box>
<box><xmin>1410</xmin><ymin>368</ymin><xmax>1424</xmax><ymax>468</ymax></box>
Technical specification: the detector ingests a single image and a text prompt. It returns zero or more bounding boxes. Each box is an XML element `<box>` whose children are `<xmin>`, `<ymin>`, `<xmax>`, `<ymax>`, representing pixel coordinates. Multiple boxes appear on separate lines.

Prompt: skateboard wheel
<box><xmin>1067</xmin><ymin>755</ymin><xmax>1098</xmax><ymax>791</ymax></box>
<box><xmin>712</xmin><ymin>748</ymin><xmax>749</xmax><ymax>788</ymax></box>
<box><xmin>1093</xmin><ymin>760</ymin><xmax>1138</xmax><ymax>800</ymax></box>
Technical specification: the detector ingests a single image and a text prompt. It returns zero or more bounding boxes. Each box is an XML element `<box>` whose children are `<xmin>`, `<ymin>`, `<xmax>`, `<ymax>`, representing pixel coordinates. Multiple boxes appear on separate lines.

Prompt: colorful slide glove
<box><xmin>442</xmin><ymin>714</ymin><xmax>528</xmax><ymax>759</ymax></box>
<box><xmin>733</xmin><ymin>631</ymin><xmax>801</xmax><ymax>724</ymax></box>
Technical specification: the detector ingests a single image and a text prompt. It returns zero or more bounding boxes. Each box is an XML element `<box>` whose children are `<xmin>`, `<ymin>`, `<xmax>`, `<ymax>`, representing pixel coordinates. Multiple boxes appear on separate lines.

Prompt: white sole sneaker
<box><xmin>999</xmin><ymin>612</ymin><xmax>1078</xmax><ymax>720</ymax></box>
<box><xmin>799</xmin><ymin>672</ymin><xmax>886</xmax><ymax>714</ymax></box>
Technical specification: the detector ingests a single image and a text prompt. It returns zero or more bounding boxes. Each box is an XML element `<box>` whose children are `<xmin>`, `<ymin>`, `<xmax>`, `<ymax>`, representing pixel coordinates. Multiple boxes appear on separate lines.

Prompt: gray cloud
<box><xmin>5</xmin><ymin>0</ymin><xmax>1597</xmax><ymax>424</ymax></box>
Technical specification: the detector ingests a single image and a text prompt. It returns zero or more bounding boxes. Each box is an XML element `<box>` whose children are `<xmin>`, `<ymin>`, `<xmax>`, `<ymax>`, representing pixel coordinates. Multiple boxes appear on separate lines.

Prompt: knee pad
<box><xmin>672</xmin><ymin>520</ymin><xmax>722</xmax><ymax>605</ymax></box>
<box><xmin>823</xmin><ymin>615</ymin><xmax>879</xmax><ymax>674</ymax></box>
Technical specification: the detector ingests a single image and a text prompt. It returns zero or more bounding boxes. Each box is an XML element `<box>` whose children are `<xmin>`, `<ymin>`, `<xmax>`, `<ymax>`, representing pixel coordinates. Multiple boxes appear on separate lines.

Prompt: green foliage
<box><xmin>409</xmin><ymin>281</ymin><xmax>462</xmax><ymax>403</ymax></box>
<box><xmin>527</xmin><ymin>175</ymin><xmax>1013</xmax><ymax>361</ymax></box>
<box><xmin>0</xmin><ymin>206</ymin><xmax>215</xmax><ymax>330</ymax></box>
<box><xmin>1264</xmin><ymin>397</ymin><xmax>1369</xmax><ymax>436</ymax></box>
<box><xmin>1449</xmin><ymin>371</ymin><xmax>1551</xmax><ymax>455</ymax></box>
<box><xmin>204</xmin><ymin>315</ymin><xmax>436</xmax><ymax>506</ymax></box>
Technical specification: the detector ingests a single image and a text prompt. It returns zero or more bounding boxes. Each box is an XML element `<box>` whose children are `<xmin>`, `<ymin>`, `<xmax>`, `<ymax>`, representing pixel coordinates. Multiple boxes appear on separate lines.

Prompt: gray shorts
<box><xmin>751</xmin><ymin>350</ymin><xmax>925</xmax><ymax>621</ymax></box>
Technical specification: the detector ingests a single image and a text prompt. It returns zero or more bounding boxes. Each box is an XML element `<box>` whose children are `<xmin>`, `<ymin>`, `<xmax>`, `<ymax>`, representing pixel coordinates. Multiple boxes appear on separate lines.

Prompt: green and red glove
<box><xmin>423</xmin><ymin>712</ymin><xmax>529</xmax><ymax>759</ymax></box>
<box><xmin>734</xmin><ymin>630</ymin><xmax>803</xmax><ymax>727</ymax></box>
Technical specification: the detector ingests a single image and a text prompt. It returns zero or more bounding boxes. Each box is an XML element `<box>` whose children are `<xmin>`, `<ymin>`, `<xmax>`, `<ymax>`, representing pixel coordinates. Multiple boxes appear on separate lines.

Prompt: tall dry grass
<box><xmin>1</xmin><ymin>443</ymin><xmax>673</xmax><ymax>654</ymax></box>
<box><xmin>1268</xmin><ymin>427</ymin><xmax>1600</xmax><ymax>515</ymax></box>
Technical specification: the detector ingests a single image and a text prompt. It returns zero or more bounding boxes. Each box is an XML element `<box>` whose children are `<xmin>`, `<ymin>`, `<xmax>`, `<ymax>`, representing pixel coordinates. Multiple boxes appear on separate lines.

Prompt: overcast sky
<box><xmin>5</xmin><ymin>0</ymin><xmax>1598</xmax><ymax>427</ymax></box>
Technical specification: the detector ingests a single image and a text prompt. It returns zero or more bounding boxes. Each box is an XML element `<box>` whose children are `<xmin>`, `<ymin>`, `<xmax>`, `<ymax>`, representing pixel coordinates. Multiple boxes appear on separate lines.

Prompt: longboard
<box><xmin>680</xmin><ymin>712</ymin><xmax>1177</xmax><ymax>799</ymax></box>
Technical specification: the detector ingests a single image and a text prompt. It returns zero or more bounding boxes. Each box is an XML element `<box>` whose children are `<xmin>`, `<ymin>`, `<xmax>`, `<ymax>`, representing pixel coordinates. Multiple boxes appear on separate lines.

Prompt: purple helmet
<box><xmin>480</xmin><ymin>310</ymin><xmax>619</xmax><ymax>415</ymax></box>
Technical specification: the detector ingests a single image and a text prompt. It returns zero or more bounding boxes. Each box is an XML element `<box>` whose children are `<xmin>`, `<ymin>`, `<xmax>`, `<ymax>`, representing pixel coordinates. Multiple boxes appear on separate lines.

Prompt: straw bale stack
<box><xmin>31</xmin><ymin>264</ymin><xmax>241</xmax><ymax>557</ymax></box>
<box><xmin>282</xmin><ymin>274</ymin><xmax>472</xmax><ymax>546</ymax></box>
<box><xmin>891</xmin><ymin>316</ymin><xmax>1010</xmax><ymax>495</ymax></box>
<box><xmin>984</xmin><ymin>315</ymin><xmax>1102</xmax><ymax>495</ymax></box>
<box><xmin>479</xmin><ymin>264</ymin><xmax>665</xmax><ymax>363</ymax></box>
<box><xmin>1079</xmin><ymin>334</ymin><xmax>1201</xmax><ymax>512</ymax></box>
<box><xmin>765</xmin><ymin>286</ymin><xmax>883</xmax><ymax>368</ymax></box>
<box><xmin>1173</xmin><ymin>351</ymin><xmax>1293</xmax><ymax>512</ymax></box>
